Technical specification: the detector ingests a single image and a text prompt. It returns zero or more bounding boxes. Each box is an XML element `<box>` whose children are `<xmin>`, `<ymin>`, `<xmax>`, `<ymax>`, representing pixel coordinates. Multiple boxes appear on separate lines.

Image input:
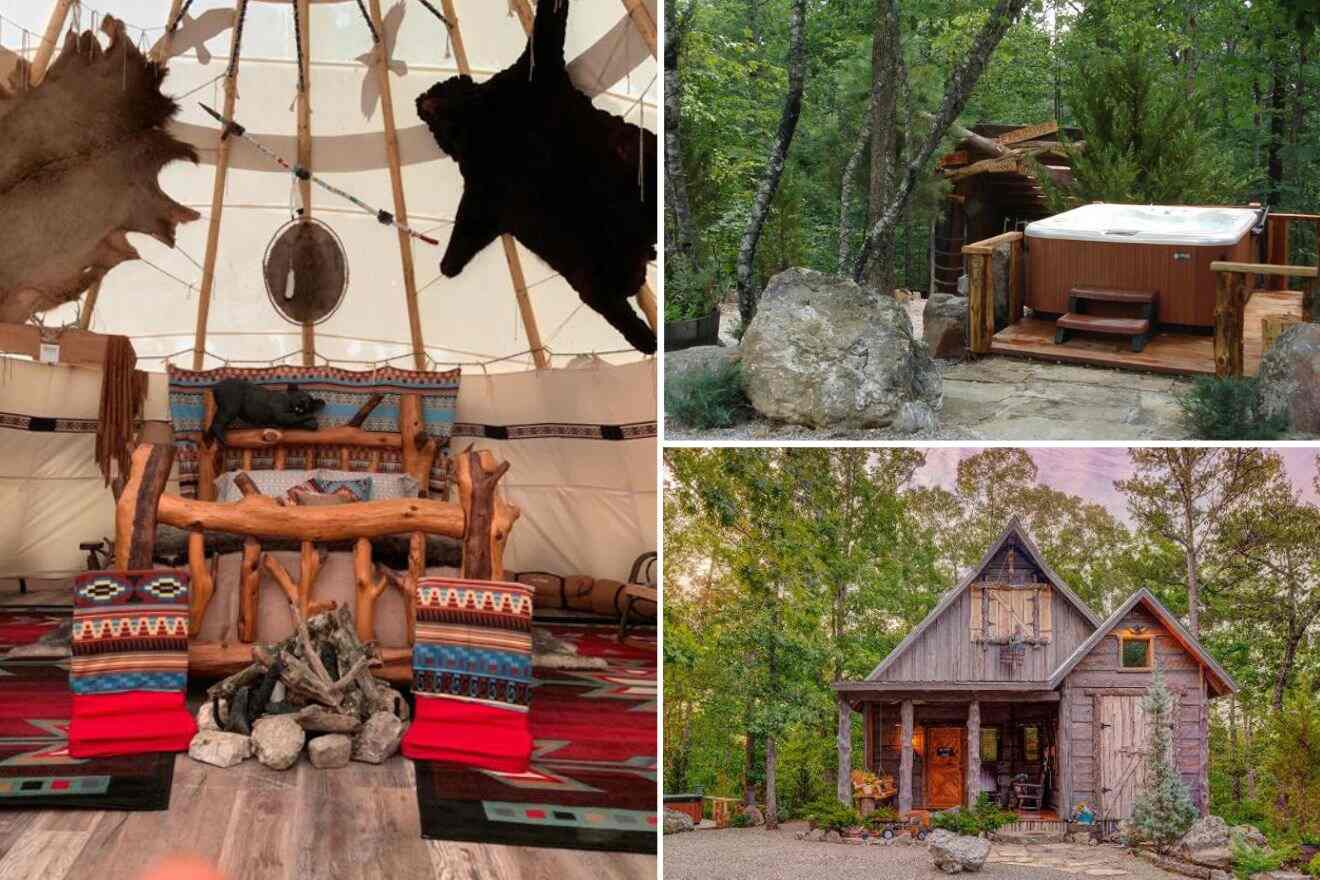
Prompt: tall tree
<box><xmin>1116</xmin><ymin>449</ymin><xmax>1280</xmax><ymax>636</ymax></box>
<box><xmin>852</xmin><ymin>0</ymin><xmax>1031</xmax><ymax>281</ymax></box>
<box><xmin>864</xmin><ymin>0</ymin><xmax>903</xmax><ymax>293</ymax></box>
<box><xmin>735</xmin><ymin>0</ymin><xmax>808</xmax><ymax>326</ymax></box>
<box><xmin>665</xmin><ymin>0</ymin><xmax>700</xmax><ymax>268</ymax></box>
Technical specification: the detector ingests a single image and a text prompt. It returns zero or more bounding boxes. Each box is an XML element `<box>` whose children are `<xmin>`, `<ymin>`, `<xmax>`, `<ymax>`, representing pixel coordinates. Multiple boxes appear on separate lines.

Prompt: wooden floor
<box><xmin>0</xmin><ymin>583</ymin><xmax>657</xmax><ymax>880</ymax></box>
<box><xmin>989</xmin><ymin>290</ymin><xmax>1303</xmax><ymax>377</ymax></box>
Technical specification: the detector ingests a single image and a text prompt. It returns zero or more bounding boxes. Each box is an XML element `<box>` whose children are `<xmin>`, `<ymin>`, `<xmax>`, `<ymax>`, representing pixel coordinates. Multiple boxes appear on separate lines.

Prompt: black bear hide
<box><xmin>207</xmin><ymin>380</ymin><xmax>325</xmax><ymax>446</ymax></box>
<box><xmin>415</xmin><ymin>0</ymin><xmax>658</xmax><ymax>354</ymax></box>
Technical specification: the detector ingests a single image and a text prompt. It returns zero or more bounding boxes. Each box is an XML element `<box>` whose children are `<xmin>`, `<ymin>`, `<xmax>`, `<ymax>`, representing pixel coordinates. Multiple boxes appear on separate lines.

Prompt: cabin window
<box><xmin>980</xmin><ymin>728</ymin><xmax>999</xmax><ymax>762</ymax></box>
<box><xmin>1120</xmin><ymin>634</ymin><xmax>1154</xmax><ymax>670</ymax></box>
<box><xmin>1022</xmin><ymin>725</ymin><xmax>1040</xmax><ymax>763</ymax></box>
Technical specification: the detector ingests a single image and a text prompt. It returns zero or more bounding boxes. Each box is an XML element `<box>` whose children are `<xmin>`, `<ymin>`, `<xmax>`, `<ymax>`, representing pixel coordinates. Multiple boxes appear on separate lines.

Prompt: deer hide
<box><xmin>0</xmin><ymin>16</ymin><xmax>200</xmax><ymax>325</ymax></box>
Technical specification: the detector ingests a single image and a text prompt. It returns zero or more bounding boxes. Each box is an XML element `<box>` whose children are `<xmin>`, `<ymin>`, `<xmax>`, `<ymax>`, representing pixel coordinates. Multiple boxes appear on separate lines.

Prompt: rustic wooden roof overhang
<box><xmin>1047</xmin><ymin>588</ymin><xmax>1238</xmax><ymax>697</ymax></box>
<box><xmin>832</xmin><ymin>680</ymin><xmax>1061</xmax><ymax>709</ymax></box>
<box><xmin>859</xmin><ymin>517</ymin><xmax>1104</xmax><ymax>684</ymax></box>
<box><xmin>937</xmin><ymin>121</ymin><xmax>1080</xmax><ymax>215</ymax></box>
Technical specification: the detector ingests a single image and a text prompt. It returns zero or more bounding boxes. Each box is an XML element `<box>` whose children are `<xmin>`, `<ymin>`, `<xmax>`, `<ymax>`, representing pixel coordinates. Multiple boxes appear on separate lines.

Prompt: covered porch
<box><xmin>835</xmin><ymin>683</ymin><xmax>1064</xmax><ymax>820</ymax></box>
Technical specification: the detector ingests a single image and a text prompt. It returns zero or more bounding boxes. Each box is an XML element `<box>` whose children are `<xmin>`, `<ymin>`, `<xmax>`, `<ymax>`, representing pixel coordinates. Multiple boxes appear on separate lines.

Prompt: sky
<box><xmin>907</xmin><ymin>447</ymin><xmax>1320</xmax><ymax>524</ymax></box>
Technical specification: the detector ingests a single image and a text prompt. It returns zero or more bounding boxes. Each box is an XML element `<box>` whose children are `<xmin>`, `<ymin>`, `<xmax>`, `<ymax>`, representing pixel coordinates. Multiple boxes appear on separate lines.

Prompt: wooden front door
<box><xmin>1098</xmin><ymin>695</ymin><xmax>1150</xmax><ymax>820</ymax></box>
<box><xmin>926</xmin><ymin>727</ymin><xmax>964</xmax><ymax>809</ymax></box>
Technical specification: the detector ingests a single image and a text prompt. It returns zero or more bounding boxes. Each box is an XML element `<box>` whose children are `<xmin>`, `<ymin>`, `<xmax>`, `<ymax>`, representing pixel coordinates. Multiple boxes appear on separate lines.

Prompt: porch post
<box><xmin>899</xmin><ymin>699</ymin><xmax>914</xmax><ymax>813</ymax></box>
<box><xmin>837</xmin><ymin>696</ymin><xmax>853</xmax><ymax>806</ymax></box>
<box><xmin>1058</xmin><ymin>686</ymin><xmax>1072</xmax><ymax>817</ymax></box>
<box><xmin>966</xmin><ymin>700</ymin><xmax>981</xmax><ymax>808</ymax></box>
<box><xmin>863</xmin><ymin>702</ymin><xmax>874</xmax><ymax>772</ymax></box>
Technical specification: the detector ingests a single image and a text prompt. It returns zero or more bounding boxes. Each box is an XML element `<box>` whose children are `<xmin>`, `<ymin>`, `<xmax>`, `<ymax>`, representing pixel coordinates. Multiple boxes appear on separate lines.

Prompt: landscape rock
<box><xmin>740</xmin><ymin>268</ymin><xmax>942</xmax><ymax>430</ymax></box>
<box><xmin>1249</xmin><ymin>873</ymin><xmax>1306</xmax><ymax>880</ymax></box>
<box><xmin>1174</xmin><ymin>815</ymin><xmax>1235</xmax><ymax>868</ymax></box>
<box><xmin>742</xmin><ymin>805</ymin><xmax>765</xmax><ymax>827</ymax></box>
<box><xmin>824</xmin><ymin>830</ymin><xmax>842</xmax><ymax>844</ymax></box>
<box><xmin>1069</xmin><ymin>831</ymin><xmax>1094</xmax><ymax>845</ymax></box>
<box><xmin>1257</xmin><ymin>323</ymin><xmax>1320</xmax><ymax>434</ymax></box>
<box><xmin>893</xmin><ymin>834</ymin><xmax>914</xmax><ymax>846</ymax></box>
<box><xmin>928</xmin><ymin>828</ymin><xmax>991</xmax><ymax>874</ymax></box>
<box><xmin>307</xmin><ymin>734</ymin><xmax>352</xmax><ymax>769</ymax></box>
<box><xmin>1232</xmin><ymin>825</ymin><xmax>1268</xmax><ymax>849</ymax></box>
<box><xmin>923</xmin><ymin>293</ymin><xmax>969</xmax><ymax>359</ymax></box>
<box><xmin>196</xmin><ymin>700</ymin><xmax>222</xmax><ymax>732</ymax></box>
<box><xmin>251</xmin><ymin>715</ymin><xmax>305</xmax><ymax>770</ymax></box>
<box><xmin>665</xmin><ymin>344</ymin><xmax>739</xmax><ymax>387</ymax></box>
<box><xmin>664</xmin><ymin>810</ymin><xmax>695</xmax><ymax>835</ymax></box>
<box><xmin>188</xmin><ymin>730</ymin><xmax>251</xmax><ymax>768</ymax></box>
<box><xmin>352</xmin><ymin>711</ymin><xmax>403</xmax><ymax>764</ymax></box>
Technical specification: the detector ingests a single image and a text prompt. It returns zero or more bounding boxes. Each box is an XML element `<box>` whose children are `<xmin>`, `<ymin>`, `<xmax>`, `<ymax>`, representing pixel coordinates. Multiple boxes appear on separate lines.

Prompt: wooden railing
<box><xmin>1211</xmin><ymin>261</ymin><xmax>1318</xmax><ymax>377</ymax></box>
<box><xmin>962</xmin><ymin>230</ymin><xmax>1025</xmax><ymax>354</ymax></box>
<box><xmin>1264</xmin><ymin>213</ymin><xmax>1320</xmax><ymax>291</ymax></box>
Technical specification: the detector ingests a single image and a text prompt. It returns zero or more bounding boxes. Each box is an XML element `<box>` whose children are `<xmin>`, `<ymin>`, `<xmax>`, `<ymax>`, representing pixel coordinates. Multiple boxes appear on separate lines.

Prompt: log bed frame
<box><xmin>113</xmin><ymin>391</ymin><xmax>519</xmax><ymax>683</ymax></box>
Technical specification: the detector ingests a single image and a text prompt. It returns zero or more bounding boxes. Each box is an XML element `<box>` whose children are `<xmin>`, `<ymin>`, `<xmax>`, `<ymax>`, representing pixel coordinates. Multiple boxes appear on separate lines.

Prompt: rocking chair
<box><xmin>1012</xmin><ymin>771</ymin><xmax>1045</xmax><ymax>812</ymax></box>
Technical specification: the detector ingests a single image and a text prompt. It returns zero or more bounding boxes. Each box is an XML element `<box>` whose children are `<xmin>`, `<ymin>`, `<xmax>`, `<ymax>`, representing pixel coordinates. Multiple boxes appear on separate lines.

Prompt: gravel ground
<box><xmin>663</xmin><ymin>823</ymin><xmax>1182</xmax><ymax>880</ymax></box>
<box><xmin>664</xmin><ymin>414</ymin><xmax>980</xmax><ymax>442</ymax></box>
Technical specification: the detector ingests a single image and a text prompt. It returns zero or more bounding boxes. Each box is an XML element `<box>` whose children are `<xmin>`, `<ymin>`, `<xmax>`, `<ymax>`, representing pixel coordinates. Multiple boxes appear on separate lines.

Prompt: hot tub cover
<box><xmin>1025</xmin><ymin>203</ymin><xmax>1260</xmax><ymax>246</ymax></box>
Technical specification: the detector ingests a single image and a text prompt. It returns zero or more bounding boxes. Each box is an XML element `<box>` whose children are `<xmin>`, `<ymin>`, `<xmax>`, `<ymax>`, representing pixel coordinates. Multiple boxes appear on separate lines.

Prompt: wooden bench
<box><xmin>1054</xmin><ymin>287</ymin><xmax>1158</xmax><ymax>352</ymax></box>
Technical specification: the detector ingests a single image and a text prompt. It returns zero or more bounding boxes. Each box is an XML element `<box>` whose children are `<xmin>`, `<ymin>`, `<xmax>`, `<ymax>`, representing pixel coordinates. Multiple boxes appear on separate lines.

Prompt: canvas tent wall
<box><xmin>0</xmin><ymin>0</ymin><xmax>658</xmax><ymax>371</ymax></box>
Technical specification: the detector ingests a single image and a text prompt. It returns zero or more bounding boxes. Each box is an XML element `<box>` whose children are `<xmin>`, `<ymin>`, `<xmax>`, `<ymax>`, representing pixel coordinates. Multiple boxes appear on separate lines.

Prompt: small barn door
<box><xmin>1098</xmin><ymin>695</ymin><xmax>1150</xmax><ymax>820</ymax></box>
<box><xmin>926</xmin><ymin>727</ymin><xmax>964</xmax><ymax>809</ymax></box>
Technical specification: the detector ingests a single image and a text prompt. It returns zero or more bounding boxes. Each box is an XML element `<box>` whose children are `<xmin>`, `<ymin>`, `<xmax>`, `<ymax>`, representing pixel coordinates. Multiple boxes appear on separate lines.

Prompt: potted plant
<box><xmin>664</xmin><ymin>261</ymin><xmax>722</xmax><ymax>351</ymax></box>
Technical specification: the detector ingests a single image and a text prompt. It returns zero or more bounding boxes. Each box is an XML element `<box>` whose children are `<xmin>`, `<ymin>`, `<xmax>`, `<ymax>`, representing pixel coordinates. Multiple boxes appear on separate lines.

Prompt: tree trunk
<box><xmin>838</xmin><ymin>111</ymin><xmax>872</xmax><ymax>273</ymax></box>
<box><xmin>865</xmin><ymin>0</ymin><xmax>902</xmax><ymax>294</ymax></box>
<box><xmin>664</xmin><ymin>1</ymin><xmax>699</xmax><ymax>269</ymax></box>
<box><xmin>1272</xmin><ymin>629</ymin><xmax>1301</xmax><ymax>713</ymax></box>
<box><xmin>734</xmin><ymin>0</ymin><xmax>808</xmax><ymax>327</ymax></box>
<box><xmin>853</xmin><ymin>0</ymin><xmax>1029</xmax><ymax>281</ymax></box>
<box><xmin>1183</xmin><ymin>507</ymin><xmax>1200</xmax><ymax>637</ymax></box>
<box><xmin>837</xmin><ymin>697</ymin><xmax>853</xmax><ymax>806</ymax></box>
<box><xmin>765</xmin><ymin>733</ymin><xmax>778</xmax><ymax>829</ymax></box>
<box><xmin>744</xmin><ymin>728</ymin><xmax>758</xmax><ymax>805</ymax></box>
<box><xmin>1267</xmin><ymin>58</ymin><xmax>1286</xmax><ymax>205</ymax></box>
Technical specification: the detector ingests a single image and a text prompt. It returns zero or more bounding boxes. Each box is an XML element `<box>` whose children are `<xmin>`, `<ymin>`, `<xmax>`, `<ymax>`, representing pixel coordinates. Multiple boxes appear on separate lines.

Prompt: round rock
<box><xmin>188</xmin><ymin>730</ymin><xmax>251</xmax><ymax>768</ymax></box>
<box><xmin>251</xmin><ymin>715</ymin><xmax>305</xmax><ymax>770</ymax></box>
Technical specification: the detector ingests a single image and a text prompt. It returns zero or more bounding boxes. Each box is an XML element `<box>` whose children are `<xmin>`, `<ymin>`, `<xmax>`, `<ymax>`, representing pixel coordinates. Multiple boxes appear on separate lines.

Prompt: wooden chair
<box><xmin>619</xmin><ymin>552</ymin><xmax>657</xmax><ymax>640</ymax></box>
<box><xmin>1012</xmin><ymin>771</ymin><xmax>1045</xmax><ymax>811</ymax></box>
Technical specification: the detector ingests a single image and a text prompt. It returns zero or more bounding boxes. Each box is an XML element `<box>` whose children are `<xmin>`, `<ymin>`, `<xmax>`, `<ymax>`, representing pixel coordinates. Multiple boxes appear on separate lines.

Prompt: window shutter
<box><xmin>970</xmin><ymin>586</ymin><xmax>983</xmax><ymax>641</ymax></box>
<box><xmin>1037</xmin><ymin>587</ymin><xmax>1053</xmax><ymax>642</ymax></box>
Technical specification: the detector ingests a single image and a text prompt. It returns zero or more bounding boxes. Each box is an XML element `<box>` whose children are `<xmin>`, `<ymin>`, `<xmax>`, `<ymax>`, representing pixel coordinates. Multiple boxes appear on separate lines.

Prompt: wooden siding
<box><xmin>875</xmin><ymin>545</ymin><xmax>1094</xmax><ymax>684</ymax></box>
<box><xmin>1061</xmin><ymin>606</ymin><xmax>1209</xmax><ymax>816</ymax></box>
<box><xmin>1026</xmin><ymin>233</ymin><xmax>1257</xmax><ymax>327</ymax></box>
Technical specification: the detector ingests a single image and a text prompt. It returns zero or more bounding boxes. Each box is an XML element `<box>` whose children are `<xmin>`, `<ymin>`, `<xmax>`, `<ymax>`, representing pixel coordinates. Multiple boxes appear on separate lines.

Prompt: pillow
<box><xmin>313</xmin><ymin>469</ymin><xmax>420</xmax><ymax>500</ymax></box>
<box><xmin>215</xmin><ymin>469</ymin><xmax>315</xmax><ymax>502</ymax></box>
<box><xmin>313</xmin><ymin>477</ymin><xmax>373</xmax><ymax>502</ymax></box>
<box><xmin>291</xmin><ymin>492</ymin><xmax>356</xmax><ymax>508</ymax></box>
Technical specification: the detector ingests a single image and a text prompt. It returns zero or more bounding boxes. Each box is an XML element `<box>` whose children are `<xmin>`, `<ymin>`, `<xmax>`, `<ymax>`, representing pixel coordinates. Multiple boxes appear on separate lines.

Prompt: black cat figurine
<box><xmin>206</xmin><ymin>379</ymin><xmax>325</xmax><ymax>447</ymax></box>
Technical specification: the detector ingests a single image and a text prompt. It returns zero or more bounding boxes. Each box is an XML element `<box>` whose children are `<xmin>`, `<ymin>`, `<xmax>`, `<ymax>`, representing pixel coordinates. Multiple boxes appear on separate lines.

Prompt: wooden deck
<box><xmin>989</xmin><ymin>290</ymin><xmax>1303</xmax><ymax>377</ymax></box>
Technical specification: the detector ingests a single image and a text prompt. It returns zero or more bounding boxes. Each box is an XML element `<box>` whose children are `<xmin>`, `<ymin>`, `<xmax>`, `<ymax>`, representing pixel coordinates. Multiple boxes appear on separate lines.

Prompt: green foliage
<box><xmin>864</xmin><ymin>806</ymin><xmax>900</xmax><ymax>828</ymax></box>
<box><xmin>1232</xmin><ymin>841</ymin><xmax>1290</xmax><ymax>880</ymax></box>
<box><xmin>804</xmin><ymin>800</ymin><xmax>862</xmax><ymax>833</ymax></box>
<box><xmin>730</xmin><ymin>811</ymin><xmax>753</xmax><ymax>828</ymax></box>
<box><xmin>1131</xmin><ymin>668</ymin><xmax>1200</xmax><ymax>852</ymax></box>
<box><xmin>1307</xmin><ymin>852</ymin><xmax>1320</xmax><ymax>877</ymax></box>
<box><xmin>664</xmin><ymin>261</ymin><xmax>722</xmax><ymax>322</ymax></box>
<box><xmin>931</xmin><ymin>794</ymin><xmax>1017</xmax><ymax>836</ymax></box>
<box><xmin>1178</xmin><ymin>377</ymin><xmax>1287</xmax><ymax>441</ymax></box>
<box><xmin>1264</xmin><ymin>682</ymin><xmax>1320</xmax><ymax>838</ymax></box>
<box><xmin>664</xmin><ymin>361</ymin><xmax>752</xmax><ymax>430</ymax></box>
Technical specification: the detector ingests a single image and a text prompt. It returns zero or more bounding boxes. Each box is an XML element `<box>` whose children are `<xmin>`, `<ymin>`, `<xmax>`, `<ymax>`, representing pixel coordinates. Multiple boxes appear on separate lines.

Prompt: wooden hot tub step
<box><xmin>1055</xmin><ymin>313</ymin><xmax>1153</xmax><ymax>352</ymax></box>
<box><xmin>1069</xmin><ymin>286</ymin><xmax>1157</xmax><ymax>305</ymax></box>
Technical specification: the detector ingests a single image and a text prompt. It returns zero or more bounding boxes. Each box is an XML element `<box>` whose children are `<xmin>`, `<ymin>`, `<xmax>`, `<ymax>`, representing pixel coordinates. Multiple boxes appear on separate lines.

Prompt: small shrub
<box><xmin>1179</xmin><ymin>376</ymin><xmax>1286</xmax><ymax>441</ymax></box>
<box><xmin>730</xmin><ymin>811</ymin><xmax>752</xmax><ymax>828</ymax></box>
<box><xmin>664</xmin><ymin>262</ymin><xmax>721</xmax><ymax>322</ymax></box>
<box><xmin>665</xmin><ymin>361</ymin><xmax>752</xmax><ymax>430</ymax></box>
<box><xmin>1307</xmin><ymin>852</ymin><xmax>1320</xmax><ymax>877</ymax></box>
<box><xmin>865</xmin><ymin>806</ymin><xmax>900</xmax><ymax>828</ymax></box>
<box><xmin>804</xmin><ymin>800</ymin><xmax>863</xmax><ymax>833</ymax></box>
<box><xmin>932</xmin><ymin>810</ymin><xmax>980</xmax><ymax>836</ymax></box>
<box><xmin>931</xmin><ymin>795</ymin><xmax>1016</xmax><ymax>836</ymax></box>
<box><xmin>1232</xmin><ymin>841</ymin><xmax>1289</xmax><ymax>880</ymax></box>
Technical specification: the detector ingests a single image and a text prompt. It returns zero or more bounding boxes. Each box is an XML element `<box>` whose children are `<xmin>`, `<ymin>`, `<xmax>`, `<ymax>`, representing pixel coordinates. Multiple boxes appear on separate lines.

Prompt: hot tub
<box><xmin>1024</xmin><ymin>204</ymin><xmax>1262</xmax><ymax>328</ymax></box>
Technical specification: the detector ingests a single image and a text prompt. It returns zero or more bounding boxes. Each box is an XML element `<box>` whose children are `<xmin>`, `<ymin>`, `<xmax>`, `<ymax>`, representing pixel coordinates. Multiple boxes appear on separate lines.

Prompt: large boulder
<box><xmin>1257</xmin><ymin>323</ymin><xmax>1320</xmax><ymax>434</ymax></box>
<box><xmin>1173</xmin><ymin>815</ymin><xmax>1233</xmax><ymax>868</ymax></box>
<box><xmin>664</xmin><ymin>810</ymin><xmax>695</xmax><ymax>835</ymax></box>
<box><xmin>928</xmin><ymin>828</ymin><xmax>991</xmax><ymax>874</ymax></box>
<box><xmin>740</xmin><ymin>268</ymin><xmax>942</xmax><ymax>429</ymax></box>
<box><xmin>924</xmin><ymin>293</ymin><xmax>969</xmax><ymax>358</ymax></box>
<box><xmin>665</xmin><ymin>344</ymin><xmax>739</xmax><ymax>386</ymax></box>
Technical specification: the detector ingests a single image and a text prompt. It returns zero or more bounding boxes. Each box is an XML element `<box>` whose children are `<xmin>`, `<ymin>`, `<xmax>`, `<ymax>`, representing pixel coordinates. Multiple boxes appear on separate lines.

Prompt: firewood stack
<box><xmin>190</xmin><ymin>605</ymin><xmax>409</xmax><ymax>770</ymax></box>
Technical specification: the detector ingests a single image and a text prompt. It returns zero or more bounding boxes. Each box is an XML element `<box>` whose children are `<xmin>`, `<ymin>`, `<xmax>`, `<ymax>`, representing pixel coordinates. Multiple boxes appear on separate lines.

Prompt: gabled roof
<box><xmin>865</xmin><ymin>517</ymin><xmax>1104</xmax><ymax>681</ymax></box>
<box><xmin>1047</xmin><ymin>588</ymin><xmax>1238</xmax><ymax>697</ymax></box>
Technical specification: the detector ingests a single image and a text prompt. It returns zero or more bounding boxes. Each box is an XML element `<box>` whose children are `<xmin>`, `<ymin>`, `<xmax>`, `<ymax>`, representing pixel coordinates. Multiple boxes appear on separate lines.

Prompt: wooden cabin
<box><xmin>833</xmin><ymin>519</ymin><xmax>1235</xmax><ymax>826</ymax></box>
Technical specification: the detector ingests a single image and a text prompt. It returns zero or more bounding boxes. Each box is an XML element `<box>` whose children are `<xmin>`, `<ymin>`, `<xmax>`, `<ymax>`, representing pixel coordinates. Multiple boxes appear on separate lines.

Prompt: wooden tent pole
<box><xmin>192</xmin><ymin>0</ymin><xmax>250</xmax><ymax>371</ymax></box>
<box><xmin>149</xmin><ymin>0</ymin><xmax>186</xmax><ymax>63</ymax></box>
<box><xmin>444</xmin><ymin>0</ymin><xmax>550</xmax><ymax>369</ymax></box>
<box><xmin>296</xmin><ymin>0</ymin><xmax>315</xmax><ymax>366</ymax></box>
<box><xmin>367</xmin><ymin>0</ymin><xmax>426</xmax><ymax>371</ymax></box>
<box><xmin>77</xmin><ymin>283</ymin><xmax>101</xmax><ymax>330</ymax></box>
<box><xmin>618</xmin><ymin>0</ymin><xmax>657</xmax><ymax>57</ymax></box>
<box><xmin>29</xmin><ymin>0</ymin><xmax>74</xmax><ymax>86</ymax></box>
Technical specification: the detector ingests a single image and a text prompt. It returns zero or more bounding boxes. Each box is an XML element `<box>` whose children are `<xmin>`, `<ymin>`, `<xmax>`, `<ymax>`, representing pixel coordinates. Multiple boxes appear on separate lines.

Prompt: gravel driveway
<box><xmin>663</xmin><ymin>823</ymin><xmax>1183</xmax><ymax>880</ymax></box>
